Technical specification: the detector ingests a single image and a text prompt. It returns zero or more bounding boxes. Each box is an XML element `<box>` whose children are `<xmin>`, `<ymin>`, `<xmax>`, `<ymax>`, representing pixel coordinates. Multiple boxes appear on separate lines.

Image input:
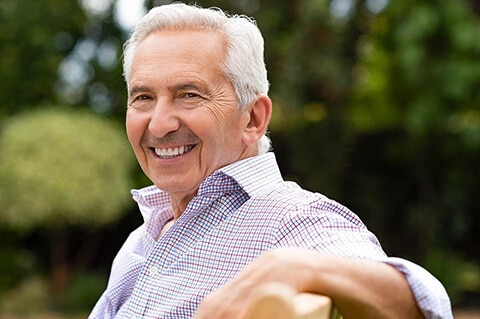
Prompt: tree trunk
<box><xmin>50</xmin><ymin>229</ymin><xmax>69</xmax><ymax>296</ymax></box>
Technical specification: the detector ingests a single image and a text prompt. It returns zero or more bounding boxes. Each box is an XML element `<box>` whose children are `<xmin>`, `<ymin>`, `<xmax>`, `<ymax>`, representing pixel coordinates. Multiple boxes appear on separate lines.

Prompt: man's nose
<box><xmin>147</xmin><ymin>99</ymin><xmax>181</xmax><ymax>138</ymax></box>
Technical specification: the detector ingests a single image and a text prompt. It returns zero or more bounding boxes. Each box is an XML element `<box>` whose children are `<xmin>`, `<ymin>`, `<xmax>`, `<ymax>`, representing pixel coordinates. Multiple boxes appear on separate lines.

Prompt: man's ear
<box><xmin>242</xmin><ymin>95</ymin><xmax>272</xmax><ymax>146</ymax></box>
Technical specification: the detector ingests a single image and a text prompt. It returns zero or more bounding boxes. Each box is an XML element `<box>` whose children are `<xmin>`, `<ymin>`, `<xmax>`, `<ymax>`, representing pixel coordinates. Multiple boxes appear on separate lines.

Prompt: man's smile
<box><xmin>153</xmin><ymin>144</ymin><xmax>196</xmax><ymax>159</ymax></box>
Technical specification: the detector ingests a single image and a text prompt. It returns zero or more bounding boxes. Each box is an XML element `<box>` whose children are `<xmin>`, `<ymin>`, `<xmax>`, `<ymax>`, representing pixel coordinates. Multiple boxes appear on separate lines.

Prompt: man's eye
<box><xmin>184</xmin><ymin>92</ymin><xmax>200</xmax><ymax>98</ymax></box>
<box><xmin>128</xmin><ymin>94</ymin><xmax>153</xmax><ymax>109</ymax></box>
<box><xmin>129</xmin><ymin>95</ymin><xmax>151</xmax><ymax>104</ymax></box>
<box><xmin>136</xmin><ymin>95</ymin><xmax>151</xmax><ymax>101</ymax></box>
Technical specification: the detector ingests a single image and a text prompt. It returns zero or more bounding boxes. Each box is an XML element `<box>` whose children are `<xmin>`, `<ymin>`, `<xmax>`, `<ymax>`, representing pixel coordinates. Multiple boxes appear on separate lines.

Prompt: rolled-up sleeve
<box><xmin>384</xmin><ymin>257</ymin><xmax>453</xmax><ymax>319</ymax></box>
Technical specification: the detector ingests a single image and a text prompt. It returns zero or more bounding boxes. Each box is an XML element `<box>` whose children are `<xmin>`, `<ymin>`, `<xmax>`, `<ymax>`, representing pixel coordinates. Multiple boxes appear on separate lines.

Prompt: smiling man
<box><xmin>125</xmin><ymin>29</ymin><xmax>262</xmax><ymax>218</ymax></box>
<box><xmin>89</xmin><ymin>3</ymin><xmax>453</xmax><ymax>319</ymax></box>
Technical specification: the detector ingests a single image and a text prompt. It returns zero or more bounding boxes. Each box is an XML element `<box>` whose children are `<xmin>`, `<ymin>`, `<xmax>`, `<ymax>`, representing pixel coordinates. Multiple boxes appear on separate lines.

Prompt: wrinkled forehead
<box><xmin>125</xmin><ymin>27</ymin><xmax>228</xmax><ymax>80</ymax></box>
<box><xmin>128</xmin><ymin>29</ymin><xmax>231</xmax><ymax>90</ymax></box>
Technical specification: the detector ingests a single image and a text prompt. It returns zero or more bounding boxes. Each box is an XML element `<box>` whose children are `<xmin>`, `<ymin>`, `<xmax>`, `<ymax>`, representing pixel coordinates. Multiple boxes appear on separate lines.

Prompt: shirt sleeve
<box><xmin>88</xmin><ymin>294</ymin><xmax>115</xmax><ymax>319</ymax></box>
<box><xmin>384</xmin><ymin>257</ymin><xmax>453</xmax><ymax>319</ymax></box>
<box><xmin>274</xmin><ymin>197</ymin><xmax>454</xmax><ymax>319</ymax></box>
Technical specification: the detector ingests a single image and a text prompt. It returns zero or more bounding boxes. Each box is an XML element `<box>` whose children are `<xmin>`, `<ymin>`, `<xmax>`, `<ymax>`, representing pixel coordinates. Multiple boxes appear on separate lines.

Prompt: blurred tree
<box><xmin>0</xmin><ymin>107</ymin><xmax>135</xmax><ymax>295</ymax></box>
<box><xmin>349</xmin><ymin>0</ymin><xmax>480</xmax><ymax>261</ymax></box>
<box><xmin>0</xmin><ymin>0</ymin><xmax>83</xmax><ymax>114</ymax></box>
<box><xmin>56</xmin><ymin>0</ymin><xmax>128</xmax><ymax>118</ymax></box>
<box><xmin>0</xmin><ymin>0</ymin><xmax>136</xmax><ymax>304</ymax></box>
<box><xmin>0</xmin><ymin>0</ymin><xmax>127</xmax><ymax>119</ymax></box>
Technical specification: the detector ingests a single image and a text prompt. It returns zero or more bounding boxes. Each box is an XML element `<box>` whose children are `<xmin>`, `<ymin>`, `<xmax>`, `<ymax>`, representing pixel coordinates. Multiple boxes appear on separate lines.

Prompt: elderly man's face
<box><xmin>126</xmin><ymin>30</ymin><xmax>255</xmax><ymax>206</ymax></box>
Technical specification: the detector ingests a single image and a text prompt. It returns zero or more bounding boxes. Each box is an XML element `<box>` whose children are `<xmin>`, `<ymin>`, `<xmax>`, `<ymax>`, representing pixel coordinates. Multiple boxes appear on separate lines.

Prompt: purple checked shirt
<box><xmin>89</xmin><ymin>153</ymin><xmax>452</xmax><ymax>319</ymax></box>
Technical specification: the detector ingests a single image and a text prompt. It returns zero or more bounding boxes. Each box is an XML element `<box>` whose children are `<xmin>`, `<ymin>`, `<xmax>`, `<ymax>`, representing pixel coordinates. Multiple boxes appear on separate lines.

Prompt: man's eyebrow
<box><xmin>128</xmin><ymin>86</ymin><xmax>150</xmax><ymax>97</ymax></box>
<box><xmin>128</xmin><ymin>82</ymin><xmax>211</xmax><ymax>97</ymax></box>
<box><xmin>171</xmin><ymin>82</ymin><xmax>210</xmax><ymax>94</ymax></box>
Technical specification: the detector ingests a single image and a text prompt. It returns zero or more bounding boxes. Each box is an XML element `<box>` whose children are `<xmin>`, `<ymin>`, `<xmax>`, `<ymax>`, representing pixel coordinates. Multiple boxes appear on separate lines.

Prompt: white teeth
<box><xmin>155</xmin><ymin>145</ymin><xmax>192</xmax><ymax>158</ymax></box>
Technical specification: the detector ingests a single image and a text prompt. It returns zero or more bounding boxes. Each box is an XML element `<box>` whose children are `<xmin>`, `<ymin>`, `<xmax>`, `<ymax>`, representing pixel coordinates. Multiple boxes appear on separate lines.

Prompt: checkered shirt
<box><xmin>89</xmin><ymin>153</ymin><xmax>452</xmax><ymax>319</ymax></box>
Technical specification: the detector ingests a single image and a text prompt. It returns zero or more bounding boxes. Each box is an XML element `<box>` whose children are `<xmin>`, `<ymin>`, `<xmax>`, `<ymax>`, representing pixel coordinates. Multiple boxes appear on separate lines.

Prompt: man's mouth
<box><xmin>153</xmin><ymin>144</ymin><xmax>196</xmax><ymax>159</ymax></box>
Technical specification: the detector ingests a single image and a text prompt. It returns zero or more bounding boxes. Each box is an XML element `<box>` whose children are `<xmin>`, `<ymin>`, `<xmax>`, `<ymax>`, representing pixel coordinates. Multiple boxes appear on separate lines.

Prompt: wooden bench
<box><xmin>245</xmin><ymin>283</ymin><xmax>342</xmax><ymax>319</ymax></box>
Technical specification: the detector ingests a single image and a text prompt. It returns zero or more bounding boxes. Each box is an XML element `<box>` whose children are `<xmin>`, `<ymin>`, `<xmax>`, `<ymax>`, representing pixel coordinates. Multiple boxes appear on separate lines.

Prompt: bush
<box><xmin>61</xmin><ymin>272</ymin><xmax>107</xmax><ymax>313</ymax></box>
<box><xmin>0</xmin><ymin>277</ymin><xmax>50</xmax><ymax>315</ymax></box>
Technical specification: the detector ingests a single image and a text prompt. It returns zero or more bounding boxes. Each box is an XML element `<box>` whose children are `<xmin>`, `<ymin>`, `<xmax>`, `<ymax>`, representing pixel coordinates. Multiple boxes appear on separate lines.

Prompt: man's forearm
<box><xmin>305</xmin><ymin>254</ymin><xmax>424</xmax><ymax>319</ymax></box>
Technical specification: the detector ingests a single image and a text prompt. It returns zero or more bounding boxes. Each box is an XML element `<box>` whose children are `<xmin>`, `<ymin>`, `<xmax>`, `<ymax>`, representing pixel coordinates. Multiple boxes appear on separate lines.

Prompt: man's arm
<box><xmin>195</xmin><ymin>248</ymin><xmax>424</xmax><ymax>319</ymax></box>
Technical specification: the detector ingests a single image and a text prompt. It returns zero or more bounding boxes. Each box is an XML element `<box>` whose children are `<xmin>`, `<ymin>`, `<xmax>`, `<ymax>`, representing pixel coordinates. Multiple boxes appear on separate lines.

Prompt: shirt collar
<box><xmin>131</xmin><ymin>152</ymin><xmax>283</xmax><ymax>221</ymax></box>
<box><xmin>218</xmin><ymin>152</ymin><xmax>283</xmax><ymax>197</ymax></box>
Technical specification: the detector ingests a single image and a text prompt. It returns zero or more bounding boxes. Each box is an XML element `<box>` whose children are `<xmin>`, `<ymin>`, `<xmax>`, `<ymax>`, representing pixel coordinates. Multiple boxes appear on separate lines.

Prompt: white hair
<box><xmin>123</xmin><ymin>2</ymin><xmax>271</xmax><ymax>154</ymax></box>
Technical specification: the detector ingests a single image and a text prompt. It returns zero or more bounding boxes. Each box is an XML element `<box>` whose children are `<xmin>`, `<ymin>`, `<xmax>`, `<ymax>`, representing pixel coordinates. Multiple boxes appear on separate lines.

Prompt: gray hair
<box><xmin>123</xmin><ymin>3</ymin><xmax>271</xmax><ymax>154</ymax></box>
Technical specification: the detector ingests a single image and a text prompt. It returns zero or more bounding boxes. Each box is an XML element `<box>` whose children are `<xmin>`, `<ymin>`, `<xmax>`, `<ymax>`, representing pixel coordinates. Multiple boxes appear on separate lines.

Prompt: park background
<box><xmin>0</xmin><ymin>0</ymin><xmax>479</xmax><ymax>317</ymax></box>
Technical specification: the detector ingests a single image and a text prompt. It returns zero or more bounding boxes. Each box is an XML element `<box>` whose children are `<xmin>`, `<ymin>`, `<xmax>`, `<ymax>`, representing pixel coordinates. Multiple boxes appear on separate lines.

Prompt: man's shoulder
<box><xmin>244</xmin><ymin>181</ymin><xmax>364</xmax><ymax>225</ymax></box>
<box><xmin>244</xmin><ymin>180</ymin><xmax>327</xmax><ymax>211</ymax></box>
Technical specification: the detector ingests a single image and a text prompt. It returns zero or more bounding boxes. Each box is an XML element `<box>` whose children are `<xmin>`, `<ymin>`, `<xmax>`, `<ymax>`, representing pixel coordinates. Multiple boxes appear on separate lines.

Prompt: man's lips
<box><xmin>152</xmin><ymin>144</ymin><xmax>196</xmax><ymax>159</ymax></box>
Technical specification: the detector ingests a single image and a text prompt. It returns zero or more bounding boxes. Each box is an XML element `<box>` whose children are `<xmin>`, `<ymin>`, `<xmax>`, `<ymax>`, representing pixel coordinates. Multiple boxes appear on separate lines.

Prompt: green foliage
<box><xmin>0</xmin><ymin>277</ymin><xmax>50</xmax><ymax>315</ymax></box>
<box><xmin>61</xmin><ymin>272</ymin><xmax>107</xmax><ymax>313</ymax></box>
<box><xmin>0</xmin><ymin>272</ymin><xmax>106</xmax><ymax>315</ymax></box>
<box><xmin>352</xmin><ymin>0</ymin><xmax>480</xmax><ymax>138</ymax></box>
<box><xmin>0</xmin><ymin>0</ymin><xmax>127</xmax><ymax>118</ymax></box>
<box><xmin>423</xmin><ymin>250</ymin><xmax>480</xmax><ymax>303</ymax></box>
<box><xmin>0</xmin><ymin>108</ymin><xmax>135</xmax><ymax>231</ymax></box>
<box><xmin>346</xmin><ymin>0</ymin><xmax>480</xmax><ymax>256</ymax></box>
<box><xmin>0</xmin><ymin>0</ymin><xmax>87</xmax><ymax>113</ymax></box>
<box><xmin>0</xmin><ymin>243</ymin><xmax>27</xmax><ymax>293</ymax></box>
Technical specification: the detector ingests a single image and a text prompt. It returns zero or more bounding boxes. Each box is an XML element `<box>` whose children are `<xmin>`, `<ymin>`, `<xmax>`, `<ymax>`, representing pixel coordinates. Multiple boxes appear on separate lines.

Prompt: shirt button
<box><xmin>149</xmin><ymin>266</ymin><xmax>159</xmax><ymax>277</ymax></box>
